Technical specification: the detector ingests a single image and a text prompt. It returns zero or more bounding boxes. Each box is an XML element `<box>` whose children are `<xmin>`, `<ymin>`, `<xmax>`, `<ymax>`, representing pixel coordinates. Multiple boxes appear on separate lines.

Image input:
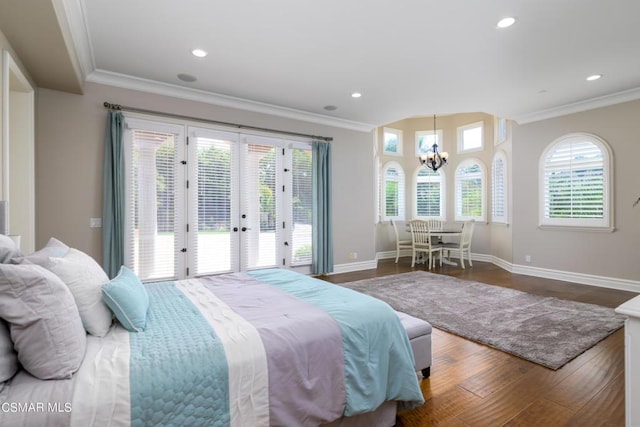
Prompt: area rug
<box><xmin>338</xmin><ymin>271</ymin><xmax>625</xmax><ymax>370</ymax></box>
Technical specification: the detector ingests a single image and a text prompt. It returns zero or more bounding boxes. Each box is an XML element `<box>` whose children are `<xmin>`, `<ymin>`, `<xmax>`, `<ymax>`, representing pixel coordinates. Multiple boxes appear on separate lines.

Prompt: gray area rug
<box><xmin>339</xmin><ymin>271</ymin><xmax>625</xmax><ymax>370</ymax></box>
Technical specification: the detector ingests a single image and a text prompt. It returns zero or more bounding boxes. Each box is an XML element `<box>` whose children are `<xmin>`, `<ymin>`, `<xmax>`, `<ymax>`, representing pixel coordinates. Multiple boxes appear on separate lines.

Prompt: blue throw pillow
<box><xmin>102</xmin><ymin>266</ymin><xmax>149</xmax><ymax>332</ymax></box>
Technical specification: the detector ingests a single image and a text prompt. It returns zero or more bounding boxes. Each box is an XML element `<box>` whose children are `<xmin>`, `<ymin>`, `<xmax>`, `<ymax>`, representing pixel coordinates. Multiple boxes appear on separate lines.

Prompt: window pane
<box><xmin>384</xmin><ymin>132</ymin><xmax>398</xmax><ymax>153</ymax></box>
<box><xmin>543</xmin><ymin>140</ymin><xmax>604</xmax><ymax>220</ymax></box>
<box><xmin>291</xmin><ymin>148</ymin><xmax>313</xmax><ymax>266</ymax></box>
<box><xmin>128</xmin><ymin>129</ymin><xmax>177</xmax><ymax>281</ymax></box>
<box><xmin>492</xmin><ymin>156</ymin><xmax>506</xmax><ymax>222</ymax></box>
<box><xmin>193</xmin><ymin>136</ymin><xmax>234</xmax><ymax>275</ymax></box>
<box><xmin>463</xmin><ymin>126</ymin><xmax>482</xmax><ymax>150</ymax></box>
<box><xmin>456</xmin><ymin>162</ymin><xmax>484</xmax><ymax>220</ymax></box>
<box><xmin>416</xmin><ymin>169</ymin><xmax>441</xmax><ymax>217</ymax></box>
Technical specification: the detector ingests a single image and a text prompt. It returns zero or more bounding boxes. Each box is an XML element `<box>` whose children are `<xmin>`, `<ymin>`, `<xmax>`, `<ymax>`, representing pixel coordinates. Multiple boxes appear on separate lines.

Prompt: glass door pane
<box><xmin>189</xmin><ymin>129</ymin><xmax>239</xmax><ymax>275</ymax></box>
<box><xmin>290</xmin><ymin>147</ymin><xmax>313</xmax><ymax>266</ymax></box>
<box><xmin>240</xmin><ymin>137</ymin><xmax>281</xmax><ymax>270</ymax></box>
<box><xmin>125</xmin><ymin>120</ymin><xmax>185</xmax><ymax>282</ymax></box>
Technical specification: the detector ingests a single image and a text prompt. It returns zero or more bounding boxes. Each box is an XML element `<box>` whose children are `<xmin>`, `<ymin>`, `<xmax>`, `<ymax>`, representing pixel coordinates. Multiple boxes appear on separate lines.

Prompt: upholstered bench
<box><xmin>396</xmin><ymin>311</ymin><xmax>432</xmax><ymax>378</ymax></box>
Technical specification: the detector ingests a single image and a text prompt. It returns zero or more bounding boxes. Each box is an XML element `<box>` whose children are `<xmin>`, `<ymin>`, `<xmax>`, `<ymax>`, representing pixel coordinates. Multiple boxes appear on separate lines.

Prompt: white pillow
<box><xmin>48</xmin><ymin>249</ymin><xmax>113</xmax><ymax>337</ymax></box>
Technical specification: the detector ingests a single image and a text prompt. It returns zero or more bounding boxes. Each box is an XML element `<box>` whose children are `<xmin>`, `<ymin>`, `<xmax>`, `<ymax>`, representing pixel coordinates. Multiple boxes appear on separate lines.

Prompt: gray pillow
<box><xmin>0</xmin><ymin>264</ymin><xmax>86</xmax><ymax>380</ymax></box>
<box><xmin>0</xmin><ymin>320</ymin><xmax>19</xmax><ymax>383</ymax></box>
<box><xmin>21</xmin><ymin>237</ymin><xmax>70</xmax><ymax>267</ymax></box>
<box><xmin>0</xmin><ymin>234</ymin><xmax>22</xmax><ymax>263</ymax></box>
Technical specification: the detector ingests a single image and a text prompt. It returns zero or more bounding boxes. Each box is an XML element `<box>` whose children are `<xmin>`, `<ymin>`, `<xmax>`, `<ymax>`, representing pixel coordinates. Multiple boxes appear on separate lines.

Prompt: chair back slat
<box><xmin>409</xmin><ymin>220</ymin><xmax>432</xmax><ymax>246</ymax></box>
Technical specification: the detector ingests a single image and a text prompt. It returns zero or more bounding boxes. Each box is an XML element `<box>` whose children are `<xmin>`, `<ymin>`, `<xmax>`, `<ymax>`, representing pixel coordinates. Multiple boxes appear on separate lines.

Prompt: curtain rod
<box><xmin>103</xmin><ymin>102</ymin><xmax>333</xmax><ymax>142</ymax></box>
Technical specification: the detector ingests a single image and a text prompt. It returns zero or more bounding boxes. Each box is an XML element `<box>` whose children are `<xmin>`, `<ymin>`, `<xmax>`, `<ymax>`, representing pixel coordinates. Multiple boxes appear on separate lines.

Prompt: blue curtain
<box><xmin>102</xmin><ymin>110</ymin><xmax>125</xmax><ymax>278</ymax></box>
<box><xmin>312</xmin><ymin>141</ymin><xmax>333</xmax><ymax>275</ymax></box>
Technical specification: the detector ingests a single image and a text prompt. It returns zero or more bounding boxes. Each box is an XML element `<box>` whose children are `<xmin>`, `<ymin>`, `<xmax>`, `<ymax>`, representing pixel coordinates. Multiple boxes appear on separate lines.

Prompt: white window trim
<box><xmin>382</xmin><ymin>161</ymin><xmax>406</xmax><ymax>221</ymax></box>
<box><xmin>383</xmin><ymin>127</ymin><xmax>403</xmax><ymax>156</ymax></box>
<box><xmin>415</xmin><ymin>129</ymin><xmax>444</xmax><ymax>157</ymax></box>
<box><xmin>457</xmin><ymin>121</ymin><xmax>484</xmax><ymax>154</ymax></box>
<box><xmin>413</xmin><ymin>166</ymin><xmax>446</xmax><ymax>221</ymax></box>
<box><xmin>491</xmin><ymin>150</ymin><xmax>508</xmax><ymax>224</ymax></box>
<box><xmin>455</xmin><ymin>158</ymin><xmax>487</xmax><ymax>222</ymax></box>
<box><xmin>538</xmin><ymin>132</ymin><xmax>614</xmax><ymax>232</ymax></box>
<box><xmin>494</xmin><ymin>117</ymin><xmax>510</xmax><ymax>146</ymax></box>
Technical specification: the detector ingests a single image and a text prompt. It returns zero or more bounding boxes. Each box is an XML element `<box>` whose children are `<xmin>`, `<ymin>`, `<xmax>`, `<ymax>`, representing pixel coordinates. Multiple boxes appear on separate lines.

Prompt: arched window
<box><xmin>491</xmin><ymin>151</ymin><xmax>508</xmax><ymax>224</ymax></box>
<box><xmin>539</xmin><ymin>133</ymin><xmax>613</xmax><ymax>230</ymax></box>
<box><xmin>455</xmin><ymin>159</ymin><xmax>486</xmax><ymax>221</ymax></box>
<box><xmin>414</xmin><ymin>167</ymin><xmax>445</xmax><ymax>220</ymax></box>
<box><xmin>382</xmin><ymin>161</ymin><xmax>405</xmax><ymax>220</ymax></box>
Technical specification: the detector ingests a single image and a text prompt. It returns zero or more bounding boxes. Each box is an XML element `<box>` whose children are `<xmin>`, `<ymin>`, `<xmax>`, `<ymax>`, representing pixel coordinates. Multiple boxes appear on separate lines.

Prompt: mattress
<box><xmin>0</xmin><ymin>269</ymin><xmax>423</xmax><ymax>426</ymax></box>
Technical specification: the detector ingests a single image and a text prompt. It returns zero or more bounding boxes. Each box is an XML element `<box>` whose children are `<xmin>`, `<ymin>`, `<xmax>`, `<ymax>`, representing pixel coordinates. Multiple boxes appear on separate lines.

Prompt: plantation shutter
<box><xmin>492</xmin><ymin>155</ymin><xmax>507</xmax><ymax>223</ymax></box>
<box><xmin>383</xmin><ymin>163</ymin><xmax>405</xmax><ymax>220</ymax></box>
<box><xmin>455</xmin><ymin>162</ymin><xmax>484</xmax><ymax>221</ymax></box>
<box><xmin>543</xmin><ymin>140</ymin><xmax>604</xmax><ymax>220</ymax></box>
<box><xmin>416</xmin><ymin>169</ymin><xmax>442</xmax><ymax>218</ymax></box>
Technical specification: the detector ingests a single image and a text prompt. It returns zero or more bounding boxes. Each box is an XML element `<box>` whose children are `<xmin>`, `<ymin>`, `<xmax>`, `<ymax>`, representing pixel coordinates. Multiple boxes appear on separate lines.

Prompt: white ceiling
<box><xmin>5</xmin><ymin>0</ymin><xmax>640</xmax><ymax>130</ymax></box>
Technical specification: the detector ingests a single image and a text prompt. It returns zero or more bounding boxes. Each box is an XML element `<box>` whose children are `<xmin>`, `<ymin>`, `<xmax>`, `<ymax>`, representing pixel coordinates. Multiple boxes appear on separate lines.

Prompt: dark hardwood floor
<box><xmin>322</xmin><ymin>258</ymin><xmax>637</xmax><ymax>427</ymax></box>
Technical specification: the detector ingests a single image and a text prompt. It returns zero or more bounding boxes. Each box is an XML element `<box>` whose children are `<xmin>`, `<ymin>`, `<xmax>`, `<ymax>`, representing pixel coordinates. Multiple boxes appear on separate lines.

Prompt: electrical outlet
<box><xmin>349</xmin><ymin>252</ymin><xmax>358</xmax><ymax>260</ymax></box>
<box><xmin>90</xmin><ymin>218</ymin><xmax>102</xmax><ymax>228</ymax></box>
<box><xmin>525</xmin><ymin>255</ymin><xmax>532</xmax><ymax>263</ymax></box>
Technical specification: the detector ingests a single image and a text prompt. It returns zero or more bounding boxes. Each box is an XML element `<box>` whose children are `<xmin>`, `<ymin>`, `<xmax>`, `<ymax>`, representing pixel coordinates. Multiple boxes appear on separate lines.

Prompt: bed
<box><xmin>0</xmin><ymin>237</ymin><xmax>424</xmax><ymax>427</ymax></box>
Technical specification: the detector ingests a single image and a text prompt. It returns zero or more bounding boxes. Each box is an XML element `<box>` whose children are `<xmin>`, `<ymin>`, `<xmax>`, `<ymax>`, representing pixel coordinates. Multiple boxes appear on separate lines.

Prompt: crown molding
<box><xmin>53</xmin><ymin>0</ymin><xmax>94</xmax><ymax>82</ymax></box>
<box><xmin>86</xmin><ymin>70</ymin><xmax>375</xmax><ymax>133</ymax></box>
<box><xmin>513</xmin><ymin>86</ymin><xmax>640</xmax><ymax>124</ymax></box>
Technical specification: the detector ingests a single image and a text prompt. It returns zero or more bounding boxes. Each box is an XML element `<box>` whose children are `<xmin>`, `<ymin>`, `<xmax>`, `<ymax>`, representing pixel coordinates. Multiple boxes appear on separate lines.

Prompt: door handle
<box><xmin>241</xmin><ymin>227</ymin><xmax>251</xmax><ymax>232</ymax></box>
<box><xmin>233</xmin><ymin>227</ymin><xmax>238</xmax><ymax>232</ymax></box>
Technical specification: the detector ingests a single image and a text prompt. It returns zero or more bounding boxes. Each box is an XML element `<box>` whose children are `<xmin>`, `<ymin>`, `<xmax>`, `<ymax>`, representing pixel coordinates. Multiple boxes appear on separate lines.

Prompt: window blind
<box><xmin>190</xmin><ymin>131</ymin><xmax>236</xmax><ymax>275</ymax></box>
<box><xmin>543</xmin><ymin>140</ymin><xmax>604</xmax><ymax>220</ymax></box>
<box><xmin>127</xmin><ymin>128</ymin><xmax>179</xmax><ymax>281</ymax></box>
<box><xmin>290</xmin><ymin>148</ymin><xmax>313</xmax><ymax>266</ymax></box>
<box><xmin>492</xmin><ymin>155</ymin><xmax>506</xmax><ymax>223</ymax></box>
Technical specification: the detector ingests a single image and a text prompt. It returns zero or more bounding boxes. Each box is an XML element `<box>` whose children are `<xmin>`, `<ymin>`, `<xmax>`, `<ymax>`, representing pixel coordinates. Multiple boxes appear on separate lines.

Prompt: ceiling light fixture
<box><xmin>586</xmin><ymin>74</ymin><xmax>602</xmax><ymax>81</ymax></box>
<box><xmin>191</xmin><ymin>49</ymin><xmax>208</xmax><ymax>58</ymax></box>
<box><xmin>351</xmin><ymin>92</ymin><xmax>362</xmax><ymax>98</ymax></box>
<box><xmin>418</xmin><ymin>115</ymin><xmax>448</xmax><ymax>172</ymax></box>
<box><xmin>497</xmin><ymin>17</ymin><xmax>516</xmax><ymax>28</ymax></box>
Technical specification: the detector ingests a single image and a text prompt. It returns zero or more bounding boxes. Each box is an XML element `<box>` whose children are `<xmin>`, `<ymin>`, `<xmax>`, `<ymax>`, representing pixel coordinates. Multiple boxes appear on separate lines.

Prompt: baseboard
<box><xmin>374</xmin><ymin>251</ymin><xmax>640</xmax><ymax>293</ymax></box>
<box><xmin>332</xmin><ymin>259</ymin><xmax>378</xmax><ymax>274</ymax></box>
<box><xmin>510</xmin><ymin>262</ymin><xmax>640</xmax><ymax>293</ymax></box>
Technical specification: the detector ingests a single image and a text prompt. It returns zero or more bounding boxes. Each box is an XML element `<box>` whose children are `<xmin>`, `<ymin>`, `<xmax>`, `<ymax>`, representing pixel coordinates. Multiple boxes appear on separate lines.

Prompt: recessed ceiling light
<box><xmin>351</xmin><ymin>92</ymin><xmax>362</xmax><ymax>98</ymax></box>
<box><xmin>497</xmin><ymin>17</ymin><xmax>516</xmax><ymax>28</ymax></box>
<box><xmin>191</xmin><ymin>49</ymin><xmax>207</xmax><ymax>58</ymax></box>
<box><xmin>586</xmin><ymin>74</ymin><xmax>602</xmax><ymax>81</ymax></box>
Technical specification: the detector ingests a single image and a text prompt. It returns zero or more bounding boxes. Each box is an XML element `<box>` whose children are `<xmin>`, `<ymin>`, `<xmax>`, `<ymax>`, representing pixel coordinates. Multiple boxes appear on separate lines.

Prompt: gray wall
<box><xmin>30</xmin><ymin>75</ymin><xmax>640</xmax><ymax>283</ymax></box>
<box><xmin>512</xmin><ymin>99</ymin><xmax>640</xmax><ymax>282</ymax></box>
<box><xmin>36</xmin><ymin>82</ymin><xmax>376</xmax><ymax>269</ymax></box>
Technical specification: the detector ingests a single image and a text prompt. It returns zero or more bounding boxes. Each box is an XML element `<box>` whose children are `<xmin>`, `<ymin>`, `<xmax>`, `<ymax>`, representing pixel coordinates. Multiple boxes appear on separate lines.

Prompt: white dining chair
<box><xmin>409</xmin><ymin>219</ymin><xmax>443</xmax><ymax>269</ymax></box>
<box><xmin>390</xmin><ymin>219</ymin><xmax>412</xmax><ymax>263</ymax></box>
<box><xmin>427</xmin><ymin>219</ymin><xmax>444</xmax><ymax>243</ymax></box>
<box><xmin>440</xmin><ymin>219</ymin><xmax>475</xmax><ymax>269</ymax></box>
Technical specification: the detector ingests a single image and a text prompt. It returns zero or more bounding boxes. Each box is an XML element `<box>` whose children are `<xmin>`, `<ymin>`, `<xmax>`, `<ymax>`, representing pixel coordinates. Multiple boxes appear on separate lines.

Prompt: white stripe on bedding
<box><xmin>176</xmin><ymin>279</ymin><xmax>269</xmax><ymax>427</ymax></box>
<box><xmin>70</xmin><ymin>325</ymin><xmax>131</xmax><ymax>427</ymax></box>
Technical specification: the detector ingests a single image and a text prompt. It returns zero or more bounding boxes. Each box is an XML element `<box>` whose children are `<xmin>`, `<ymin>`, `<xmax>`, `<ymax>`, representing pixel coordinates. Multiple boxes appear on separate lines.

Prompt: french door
<box><xmin>124</xmin><ymin>118</ymin><xmax>312</xmax><ymax>281</ymax></box>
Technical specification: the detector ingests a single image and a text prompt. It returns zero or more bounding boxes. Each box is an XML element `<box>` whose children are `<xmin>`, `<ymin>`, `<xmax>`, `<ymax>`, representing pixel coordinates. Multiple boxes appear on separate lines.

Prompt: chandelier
<box><xmin>418</xmin><ymin>114</ymin><xmax>448</xmax><ymax>171</ymax></box>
